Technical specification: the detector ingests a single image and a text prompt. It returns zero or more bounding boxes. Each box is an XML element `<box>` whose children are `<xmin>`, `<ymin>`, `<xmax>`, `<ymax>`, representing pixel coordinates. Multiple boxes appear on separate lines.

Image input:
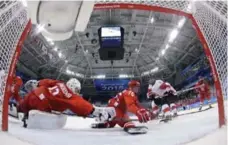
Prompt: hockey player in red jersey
<box><xmin>195</xmin><ymin>76</ymin><xmax>211</xmax><ymax>110</ymax></box>
<box><xmin>11</xmin><ymin>75</ymin><xmax>23</xmax><ymax>102</ymax></box>
<box><xmin>17</xmin><ymin>78</ymin><xmax>116</xmax><ymax>128</ymax></box>
<box><xmin>9</xmin><ymin>75</ymin><xmax>23</xmax><ymax>111</ymax></box>
<box><xmin>24</xmin><ymin>79</ymin><xmax>39</xmax><ymax>93</ymax></box>
<box><xmin>147</xmin><ymin>80</ymin><xmax>178</xmax><ymax>121</ymax></box>
<box><xmin>24</xmin><ymin>79</ymin><xmax>60</xmax><ymax>93</ymax></box>
<box><xmin>92</xmin><ymin>80</ymin><xmax>153</xmax><ymax>133</ymax></box>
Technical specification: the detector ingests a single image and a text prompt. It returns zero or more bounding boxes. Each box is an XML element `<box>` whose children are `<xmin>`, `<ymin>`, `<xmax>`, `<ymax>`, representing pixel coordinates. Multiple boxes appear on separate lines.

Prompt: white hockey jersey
<box><xmin>147</xmin><ymin>80</ymin><xmax>176</xmax><ymax>98</ymax></box>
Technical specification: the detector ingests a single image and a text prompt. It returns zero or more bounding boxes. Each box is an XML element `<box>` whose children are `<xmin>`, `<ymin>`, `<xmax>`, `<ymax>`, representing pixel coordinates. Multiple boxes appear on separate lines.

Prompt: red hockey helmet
<box><xmin>14</xmin><ymin>76</ymin><xmax>23</xmax><ymax>86</ymax></box>
<box><xmin>128</xmin><ymin>80</ymin><xmax>140</xmax><ymax>88</ymax></box>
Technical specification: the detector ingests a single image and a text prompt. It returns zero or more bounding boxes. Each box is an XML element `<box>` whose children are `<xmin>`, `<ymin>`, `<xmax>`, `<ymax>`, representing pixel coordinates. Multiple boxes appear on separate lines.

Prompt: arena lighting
<box><xmin>45</xmin><ymin>37</ymin><xmax>55</xmax><ymax>46</ymax></box>
<box><xmin>141</xmin><ymin>67</ymin><xmax>159</xmax><ymax>76</ymax></box>
<box><xmin>53</xmin><ymin>47</ymin><xmax>58</xmax><ymax>51</ymax></box>
<box><xmin>119</xmin><ymin>74</ymin><xmax>128</xmax><ymax>78</ymax></box>
<box><xmin>75</xmin><ymin>73</ymin><xmax>85</xmax><ymax>78</ymax></box>
<box><xmin>151</xmin><ymin>67</ymin><xmax>159</xmax><ymax>72</ymax></box>
<box><xmin>141</xmin><ymin>72</ymin><xmax>149</xmax><ymax>76</ymax></box>
<box><xmin>91</xmin><ymin>75</ymin><xmax>106</xmax><ymax>79</ymax></box>
<box><xmin>161</xmin><ymin>49</ymin><xmax>166</xmax><ymax>56</ymax></box>
<box><xmin>150</xmin><ymin>17</ymin><xmax>154</xmax><ymax>23</ymax></box>
<box><xmin>159</xmin><ymin>15</ymin><xmax>185</xmax><ymax>59</ymax></box>
<box><xmin>20</xmin><ymin>0</ymin><xmax>27</xmax><ymax>7</ymax></box>
<box><xmin>168</xmin><ymin>29</ymin><xmax>179</xmax><ymax>43</ymax></box>
<box><xmin>36</xmin><ymin>24</ymin><xmax>45</xmax><ymax>34</ymax></box>
<box><xmin>159</xmin><ymin>17</ymin><xmax>185</xmax><ymax>58</ymax></box>
<box><xmin>45</xmin><ymin>37</ymin><xmax>52</xmax><ymax>42</ymax></box>
<box><xmin>135</xmin><ymin>48</ymin><xmax>139</xmax><ymax>53</ymax></box>
<box><xmin>58</xmin><ymin>52</ymin><xmax>62</xmax><ymax>58</ymax></box>
<box><xmin>66</xmin><ymin>69</ymin><xmax>73</xmax><ymax>75</ymax></box>
<box><xmin>66</xmin><ymin>68</ymin><xmax>84</xmax><ymax>78</ymax></box>
<box><xmin>50</xmin><ymin>41</ymin><xmax>54</xmax><ymax>45</ymax></box>
<box><xmin>119</xmin><ymin>74</ymin><xmax>134</xmax><ymax>78</ymax></box>
<box><xmin>178</xmin><ymin>18</ymin><xmax>186</xmax><ymax>28</ymax></box>
<box><xmin>97</xmin><ymin>75</ymin><xmax>106</xmax><ymax>79</ymax></box>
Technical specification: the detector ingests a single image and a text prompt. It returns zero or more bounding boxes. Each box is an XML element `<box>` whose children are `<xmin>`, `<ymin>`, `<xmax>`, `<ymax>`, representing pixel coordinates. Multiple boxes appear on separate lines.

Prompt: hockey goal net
<box><xmin>0</xmin><ymin>1</ymin><xmax>226</xmax><ymax>131</ymax></box>
<box><xmin>94</xmin><ymin>1</ymin><xmax>227</xmax><ymax>126</ymax></box>
<box><xmin>0</xmin><ymin>1</ymin><xmax>31</xmax><ymax>131</ymax></box>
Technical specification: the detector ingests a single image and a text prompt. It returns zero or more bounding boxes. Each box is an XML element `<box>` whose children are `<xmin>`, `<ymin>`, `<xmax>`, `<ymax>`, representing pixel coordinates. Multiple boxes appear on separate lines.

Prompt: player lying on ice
<box><xmin>147</xmin><ymin>79</ymin><xmax>178</xmax><ymax>122</ymax></box>
<box><xmin>92</xmin><ymin>80</ymin><xmax>155</xmax><ymax>134</ymax></box>
<box><xmin>195</xmin><ymin>76</ymin><xmax>212</xmax><ymax>111</ymax></box>
<box><xmin>14</xmin><ymin>78</ymin><xmax>116</xmax><ymax>129</ymax></box>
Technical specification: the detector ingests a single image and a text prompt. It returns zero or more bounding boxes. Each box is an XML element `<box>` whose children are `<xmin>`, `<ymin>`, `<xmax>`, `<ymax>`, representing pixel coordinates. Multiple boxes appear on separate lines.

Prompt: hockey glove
<box><xmin>92</xmin><ymin>106</ymin><xmax>116</xmax><ymax>123</ymax></box>
<box><xmin>136</xmin><ymin>108</ymin><xmax>151</xmax><ymax>123</ymax></box>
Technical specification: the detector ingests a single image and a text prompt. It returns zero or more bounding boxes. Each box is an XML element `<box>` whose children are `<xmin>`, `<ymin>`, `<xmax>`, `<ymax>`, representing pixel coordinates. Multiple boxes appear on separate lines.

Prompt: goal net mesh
<box><xmin>193</xmin><ymin>1</ymin><xmax>227</xmax><ymax>123</ymax></box>
<box><xmin>0</xmin><ymin>1</ymin><xmax>30</xmax><ymax>131</ymax></box>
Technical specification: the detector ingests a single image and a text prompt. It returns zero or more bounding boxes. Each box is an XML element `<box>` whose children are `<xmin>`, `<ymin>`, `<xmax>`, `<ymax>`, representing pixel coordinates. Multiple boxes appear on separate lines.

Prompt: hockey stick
<box><xmin>156</xmin><ymin>85</ymin><xmax>203</xmax><ymax>98</ymax></box>
<box><xmin>113</xmin><ymin>117</ymin><xmax>139</xmax><ymax>122</ymax></box>
<box><xmin>175</xmin><ymin>85</ymin><xmax>203</xmax><ymax>96</ymax></box>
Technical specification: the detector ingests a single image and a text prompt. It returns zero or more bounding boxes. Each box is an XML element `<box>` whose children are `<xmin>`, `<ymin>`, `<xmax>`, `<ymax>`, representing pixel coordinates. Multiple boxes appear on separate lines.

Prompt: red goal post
<box><xmin>0</xmin><ymin>1</ymin><xmax>31</xmax><ymax>131</ymax></box>
<box><xmin>94</xmin><ymin>1</ymin><xmax>227</xmax><ymax>127</ymax></box>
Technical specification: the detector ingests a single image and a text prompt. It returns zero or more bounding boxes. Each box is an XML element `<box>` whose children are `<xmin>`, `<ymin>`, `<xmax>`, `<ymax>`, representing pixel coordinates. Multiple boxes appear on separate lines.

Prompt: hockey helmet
<box><xmin>128</xmin><ymin>80</ymin><xmax>140</xmax><ymax>88</ymax></box>
<box><xmin>128</xmin><ymin>80</ymin><xmax>140</xmax><ymax>94</ymax></box>
<box><xmin>15</xmin><ymin>76</ymin><xmax>23</xmax><ymax>86</ymax></box>
<box><xmin>24</xmin><ymin>80</ymin><xmax>38</xmax><ymax>92</ymax></box>
<box><xmin>66</xmin><ymin>78</ymin><xmax>81</xmax><ymax>94</ymax></box>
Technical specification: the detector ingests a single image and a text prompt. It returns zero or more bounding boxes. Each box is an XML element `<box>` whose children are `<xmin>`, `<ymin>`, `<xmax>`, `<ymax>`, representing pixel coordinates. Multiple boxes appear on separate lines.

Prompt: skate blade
<box><xmin>126</xmin><ymin>127</ymin><xmax>148</xmax><ymax>134</ymax></box>
<box><xmin>160</xmin><ymin>118</ymin><xmax>172</xmax><ymax>123</ymax></box>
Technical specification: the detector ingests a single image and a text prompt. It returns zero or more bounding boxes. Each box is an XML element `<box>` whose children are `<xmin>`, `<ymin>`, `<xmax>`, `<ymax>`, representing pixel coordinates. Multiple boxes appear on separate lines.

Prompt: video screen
<box><xmin>101</xmin><ymin>27</ymin><xmax>121</xmax><ymax>37</ymax></box>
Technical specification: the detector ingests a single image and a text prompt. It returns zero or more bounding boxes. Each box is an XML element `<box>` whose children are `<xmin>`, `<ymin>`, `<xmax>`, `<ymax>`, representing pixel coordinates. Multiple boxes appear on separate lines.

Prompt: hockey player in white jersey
<box><xmin>147</xmin><ymin>80</ymin><xmax>178</xmax><ymax>121</ymax></box>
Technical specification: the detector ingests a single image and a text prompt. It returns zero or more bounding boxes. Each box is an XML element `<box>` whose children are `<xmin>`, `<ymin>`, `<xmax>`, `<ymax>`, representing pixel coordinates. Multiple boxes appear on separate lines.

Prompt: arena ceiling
<box><xmin>18</xmin><ymin>2</ymin><xmax>204</xmax><ymax>85</ymax></box>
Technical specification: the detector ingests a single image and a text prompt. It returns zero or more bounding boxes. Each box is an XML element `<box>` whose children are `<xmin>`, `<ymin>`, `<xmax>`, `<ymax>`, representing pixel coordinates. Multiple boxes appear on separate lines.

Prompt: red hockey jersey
<box><xmin>108</xmin><ymin>89</ymin><xmax>142</xmax><ymax>114</ymax></box>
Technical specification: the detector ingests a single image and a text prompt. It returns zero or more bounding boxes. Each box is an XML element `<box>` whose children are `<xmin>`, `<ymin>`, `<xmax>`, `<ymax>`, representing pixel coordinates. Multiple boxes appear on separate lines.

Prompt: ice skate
<box><xmin>198</xmin><ymin>103</ymin><xmax>203</xmax><ymax>111</ymax></box>
<box><xmin>209</xmin><ymin>104</ymin><xmax>213</xmax><ymax>108</ymax></box>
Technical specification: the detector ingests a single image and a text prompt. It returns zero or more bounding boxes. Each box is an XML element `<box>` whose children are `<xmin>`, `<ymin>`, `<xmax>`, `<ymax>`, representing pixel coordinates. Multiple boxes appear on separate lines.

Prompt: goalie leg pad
<box><xmin>27</xmin><ymin>110</ymin><xmax>67</xmax><ymax>129</ymax></box>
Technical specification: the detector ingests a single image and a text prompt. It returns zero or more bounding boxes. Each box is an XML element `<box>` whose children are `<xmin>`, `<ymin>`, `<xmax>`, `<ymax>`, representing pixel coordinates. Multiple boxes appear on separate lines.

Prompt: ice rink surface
<box><xmin>1</xmin><ymin>103</ymin><xmax>225</xmax><ymax>145</ymax></box>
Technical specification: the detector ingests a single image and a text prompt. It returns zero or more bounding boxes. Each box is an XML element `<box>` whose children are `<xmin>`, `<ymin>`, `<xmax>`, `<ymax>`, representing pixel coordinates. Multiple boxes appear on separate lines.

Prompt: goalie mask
<box><xmin>66</xmin><ymin>78</ymin><xmax>81</xmax><ymax>94</ymax></box>
<box><xmin>24</xmin><ymin>80</ymin><xmax>38</xmax><ymax>93</ymax></box>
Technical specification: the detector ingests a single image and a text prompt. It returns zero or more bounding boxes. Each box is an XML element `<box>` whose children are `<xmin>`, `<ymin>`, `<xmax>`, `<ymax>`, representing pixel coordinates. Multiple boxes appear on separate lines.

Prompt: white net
<box><xmin>95</xmin><ymin>0</ymin><xmax>227</xmax><ymax>125</ymax></box>
<box><xmin>0</xmin><ymin>1</ymin><xmax>29</xmax><ymax>131</ymax></box>
<box><xmin>192</xmin><ymin>1</ymin><xmax>227</xmax><ymax>124</ymax></box>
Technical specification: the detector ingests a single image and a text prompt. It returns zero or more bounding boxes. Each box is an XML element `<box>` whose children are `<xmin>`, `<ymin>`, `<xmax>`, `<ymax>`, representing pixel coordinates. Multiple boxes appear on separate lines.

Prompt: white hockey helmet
<box><xmin>66</xmin><ymin>78</ymin><xmax>81</xmax><ymax>93</ymax></box>
<box><xmin>24</xmin><ymin>80</ymin><xmax>38</xmax><ymax>93</ymax></box>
